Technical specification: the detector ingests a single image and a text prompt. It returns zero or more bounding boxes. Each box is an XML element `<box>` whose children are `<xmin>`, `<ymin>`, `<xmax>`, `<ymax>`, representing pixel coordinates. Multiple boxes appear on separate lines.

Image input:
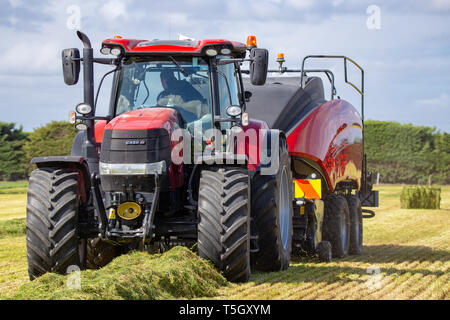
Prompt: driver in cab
<box><xmin>157</xmin><ymin>70</ymin><xmax>207</xmax><ymax>123</ymax></box>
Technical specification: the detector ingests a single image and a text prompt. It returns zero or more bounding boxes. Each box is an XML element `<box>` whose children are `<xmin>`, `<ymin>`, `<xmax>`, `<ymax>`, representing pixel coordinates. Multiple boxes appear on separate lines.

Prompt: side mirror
<box><xmin>62</xmin><ymin>48</ymin><xmax>80</xmax><ymax>85</ymax></box>
<box><xmin>249</xmin><ymin>48</ymin><xmax>268</xmax><ymax>86</ymax></box>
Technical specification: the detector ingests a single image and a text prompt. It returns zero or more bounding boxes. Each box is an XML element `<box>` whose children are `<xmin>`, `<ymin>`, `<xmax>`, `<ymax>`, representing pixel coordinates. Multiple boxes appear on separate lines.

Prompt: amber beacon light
<box><xmin>246</xmin><ymin>35</ymin><xmax>257</xmax><ymax>48</ymax></box>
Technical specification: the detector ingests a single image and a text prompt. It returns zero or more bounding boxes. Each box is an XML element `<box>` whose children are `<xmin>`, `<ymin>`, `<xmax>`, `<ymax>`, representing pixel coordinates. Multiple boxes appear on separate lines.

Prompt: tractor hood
<box><xmin>105</xmin><ymin>108</ymin><xmax>179</xmax><ymax>133</ymax></box>
<box><xmin>99</xmin><ymin>108</ymin><xmax>180</xmax><ymax>192</ymax></box>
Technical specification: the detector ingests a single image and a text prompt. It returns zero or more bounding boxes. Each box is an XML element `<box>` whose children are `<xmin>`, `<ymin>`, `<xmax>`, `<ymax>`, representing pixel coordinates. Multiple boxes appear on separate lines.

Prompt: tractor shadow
<box><xmin>250</xmin><ymin>244</ymin><xmax>450</xmax><ymax>285</ymax></box>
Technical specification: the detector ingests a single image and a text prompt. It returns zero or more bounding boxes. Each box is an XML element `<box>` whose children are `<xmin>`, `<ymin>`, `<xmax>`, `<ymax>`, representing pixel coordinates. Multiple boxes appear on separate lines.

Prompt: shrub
<box><xmin>400</xmin><ymin>186</ymin><xmax>441</xmax><ymax>209</ymax></box>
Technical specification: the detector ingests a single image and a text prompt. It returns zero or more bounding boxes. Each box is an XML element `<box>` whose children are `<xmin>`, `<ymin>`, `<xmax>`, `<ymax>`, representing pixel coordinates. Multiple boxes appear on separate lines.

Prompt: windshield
<box><xmin>115</xmin><ymin>57</ymin><xmax>212</xmax><ymax>129</ymax></box>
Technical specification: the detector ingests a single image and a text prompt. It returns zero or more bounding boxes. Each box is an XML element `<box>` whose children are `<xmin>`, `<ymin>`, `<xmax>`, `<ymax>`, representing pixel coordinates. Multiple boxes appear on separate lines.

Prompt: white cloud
<box><xmin>416</xmin><ymin>93</ymin><xmax>450</xmax><ymax>107</ymax></box>
<box><xmin>99</xmin><ymin>0</ymin><xmax>129</xmax><ymax>23</ymax></box>
<box><xmin>432</xmin><ymin>0</ymin><xmax>450</xmax><ymax>10</ymax></box>
<box><xmin>285</xmin><ymin>0</ymin><xmax>315</xmax><ymax>10</ymax></box>
<box><xmin>0</xmin><ymin>40</ymin><xmax>60</xmax><ymax>75</ymax></box>
<box><xmin>8</xmin><ymin>0</ymin><xmax>23</xmax><ymax>8</ymax></box>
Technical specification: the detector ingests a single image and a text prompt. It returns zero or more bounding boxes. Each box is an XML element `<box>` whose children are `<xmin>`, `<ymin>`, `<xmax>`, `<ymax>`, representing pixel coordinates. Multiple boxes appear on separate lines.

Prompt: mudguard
<box><xmin>287</xmin><ymin>99</ymin><xmax>363</xmax><ymax>191</ymax></box>
<box><xmin>30</xmin><ymin>156</ymin><xmax>91</xmax><ymax>203</ymax></box>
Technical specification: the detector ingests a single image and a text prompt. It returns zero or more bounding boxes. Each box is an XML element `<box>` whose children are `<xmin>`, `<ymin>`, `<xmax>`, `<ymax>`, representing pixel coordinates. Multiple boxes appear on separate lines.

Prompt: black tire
<box><xmin>251</xmin><ymin>138</ymin><xmax>293</xmax><ymax>271</ymax></box>
<box><xmin>86</xmin><ymin>238</ymin><xmax>120</xmax><ymax>269</ymax></box>
<box><xmin>323</xmin><ymin>194</ymin><xmax>350</xmax><ymax>258</ymax></box>
<box><xmin>346</xmin><ymin>194</ymin><xmax>363</xmax><ymax>255</ymax></box>
<box><xmin>317</xmin><ymin>241</ymin><xmax>332</xmax><ymax>262</ymax></box>
<box><xmin>26</xmin><ymin>167</ymin><xmax>82</xmax><ymax>279</ymax></box>
<box><xmin>197</xmin><ymin>167</ymin><xmax>251</xmax><ymax>282</ymax></box>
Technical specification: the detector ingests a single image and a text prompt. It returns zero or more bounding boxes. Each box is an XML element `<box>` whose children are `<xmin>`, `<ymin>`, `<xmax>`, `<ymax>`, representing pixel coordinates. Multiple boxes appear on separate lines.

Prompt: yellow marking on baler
<box><xmin>294</xmin><ymin>179</ymin><xmax>322</xmax><ymax>199</ymax></box>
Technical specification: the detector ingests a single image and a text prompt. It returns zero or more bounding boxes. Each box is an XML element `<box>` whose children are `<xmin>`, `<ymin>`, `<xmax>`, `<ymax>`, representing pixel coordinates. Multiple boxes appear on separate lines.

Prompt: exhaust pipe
<box><xmin>77</xmin><ymin>31</ymin><xmax>98</xmax><ymax>172</ymax></box>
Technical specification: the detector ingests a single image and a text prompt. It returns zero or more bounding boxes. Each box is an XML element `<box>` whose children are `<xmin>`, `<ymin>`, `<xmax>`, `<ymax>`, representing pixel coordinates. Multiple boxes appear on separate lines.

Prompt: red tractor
<box><xmin>26</xmin><ymin>32</ymin><xmax>378</xmax><ymax>282</ymax></box>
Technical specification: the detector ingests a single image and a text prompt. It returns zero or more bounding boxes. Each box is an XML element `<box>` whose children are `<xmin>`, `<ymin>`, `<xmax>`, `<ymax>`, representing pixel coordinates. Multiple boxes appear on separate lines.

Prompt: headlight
<box><xmin>110</xmin><ymin>47</ymin><xmax>122</xmax><ymax>56</ymax></box>
<box><xmin>226</xmin><ymin>105</ymin><xmax>242</xmax><ymax>117</ymax></box>
<box><xmin>75</xmin><ymin>122</ymin><xmax>87</xmax><ymax>131</ymax></box>
<box><xmin>99</xmin><ymin>161</ymin><xmax>166</xmax><ymax>175</ymax></box>
<box><xmin>100</xmin><ymin>47</ymin><xmax>111</xmax><ymax>55</ymax></box>
<box><xmin>220</xmin><ymin>48</ymin><xmax>231</xmax><ymax>55</ymax></box>
<box><xmin>76</xmin><ymin>103</ymin><xmax>92</xmax><ymax>115</ymax></box>
<box><xmin>205</xmin><ymin>48</ymin><xmax>218</xmax><ymax>57</ymax></box>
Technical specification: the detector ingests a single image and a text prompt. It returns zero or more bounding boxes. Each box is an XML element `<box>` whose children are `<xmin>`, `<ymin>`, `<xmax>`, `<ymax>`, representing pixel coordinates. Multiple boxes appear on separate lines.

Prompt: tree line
<box><xmin>0</xmin><ymin>120</ymin><xmax>449</xmax><ymax>184</ymax></box>
<box><xmin>0</xmin><ymin>121</ymin><xmax>77</xmax><ymax>180</ymax></box>
<box><xmin>365</xmin><ymin>120</ymin><xmax>450</xmax><ymax>185</ymax></box>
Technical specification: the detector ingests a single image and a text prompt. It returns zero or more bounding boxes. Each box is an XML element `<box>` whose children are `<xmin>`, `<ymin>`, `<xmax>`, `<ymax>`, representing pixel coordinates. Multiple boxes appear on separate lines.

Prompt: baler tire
<box><xmin>323</xmin><ymin>194</ymin><xmax>350</xmax><ymax>258</ymax></box>
<box><xmin>26</xmin><ymin>167</ymin><xmax>82</xmax><ymax>280</ymax></box>
<box><xmin>251</xmin><ymin>138</ymin><xmax>293</xmax><ymax>271</ymax></box>
<box><xmin>317</xmin><ymin>241</ymin><xmax>332</xmax><ymax>262</ymax></box>
<box><xmin>198</xmin><ymin>167</ymin><xmax>251</xmax><ymax>282</ymax></box>
<box><xmin>86</xmin><ymin>238</ymin><xmax>120</xmax><ymax>269</ymax></box>
<box><xmin>346</xmin><ymin>194</ymin><xmax>363</xmax><ymax>255</ymax></box>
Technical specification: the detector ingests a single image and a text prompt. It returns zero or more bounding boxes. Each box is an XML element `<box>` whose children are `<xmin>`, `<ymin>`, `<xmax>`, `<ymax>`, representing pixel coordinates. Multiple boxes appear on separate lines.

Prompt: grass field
<box><xmin>0</xmin><ymin>181</ymin><xmax>448</xmax><ymax>299</ymax></box>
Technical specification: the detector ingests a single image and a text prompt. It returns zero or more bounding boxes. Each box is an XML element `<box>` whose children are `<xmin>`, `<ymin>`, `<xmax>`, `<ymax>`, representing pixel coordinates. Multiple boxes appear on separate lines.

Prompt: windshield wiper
<box><xmin>168</xmin><ymin>56</ymin><xmax>189</xmax><ymax>77</ymax></box>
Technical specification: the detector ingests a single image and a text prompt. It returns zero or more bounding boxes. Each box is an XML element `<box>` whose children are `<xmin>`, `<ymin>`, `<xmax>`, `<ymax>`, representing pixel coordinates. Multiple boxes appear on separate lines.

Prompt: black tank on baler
<box><xmin>243</xmin><ymin>76</ymin><xmax>326</xmax><ymax>133</ymax></box>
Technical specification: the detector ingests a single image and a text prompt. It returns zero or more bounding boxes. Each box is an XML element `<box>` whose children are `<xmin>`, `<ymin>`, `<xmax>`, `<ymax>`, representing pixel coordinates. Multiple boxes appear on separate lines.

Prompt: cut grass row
<box><xmin>8</xmin><ymin>246</ymin><xmax>226</xmax><ymax>300</ymax></box>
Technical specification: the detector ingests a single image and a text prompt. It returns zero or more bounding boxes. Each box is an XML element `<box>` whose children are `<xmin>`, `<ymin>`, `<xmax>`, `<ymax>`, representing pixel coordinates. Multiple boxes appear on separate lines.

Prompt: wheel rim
<box><xmin>279</xmin><ymin>166</ymin><xmax>290</xmax><ymax>250</ymax></box>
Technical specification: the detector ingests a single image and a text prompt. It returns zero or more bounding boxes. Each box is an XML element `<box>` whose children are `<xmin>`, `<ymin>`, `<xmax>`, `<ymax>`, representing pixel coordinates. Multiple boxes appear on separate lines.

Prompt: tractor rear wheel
<box><xmin>251</xmin><ymin>138</ymin><xmax>293</xmax><ymax>271</ymax></box>
<box><xmin>26</xmin><ymin>167</ymin><xmax>82</xmax><ymax>279</ymax></box>
<box><xmin>197</xmin><ymin>167</ymin><xmax>251</xmax><ymax>282</ymax></box>
<box><xmin>346</xmin><ymin>194</ymin><xmax>363</xmax><ymax>255</ymax></box>
<box><xmin>323</xmin><ymin>194</ymin><xmax>350</xmax><ymax>258</ymax></box>
<box><xmin>86</xmin><ymin>238</ymin><xmax>120</xmax><ymax>269</ymax></box>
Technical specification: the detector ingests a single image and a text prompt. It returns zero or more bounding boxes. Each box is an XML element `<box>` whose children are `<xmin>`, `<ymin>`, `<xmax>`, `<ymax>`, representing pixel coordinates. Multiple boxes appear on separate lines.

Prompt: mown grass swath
<box><xmin>10</xmin><ymin>246</ymin><xmax>227</xmax><ymax>300</ymax></box>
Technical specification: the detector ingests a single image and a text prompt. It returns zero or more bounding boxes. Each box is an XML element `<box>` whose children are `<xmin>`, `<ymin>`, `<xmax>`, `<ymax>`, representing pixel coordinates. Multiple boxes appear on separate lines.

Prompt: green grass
<box><xmin>0</xmin><ymin>236</ymin><xmax>27</xmax><ymax>296</ymax></box>
<box><xmin>0</xmin><ymin>219</ymin><xmax>25</xmax><ymax>239</ymax></box>
<box><xmin>0</xmin><ymin>181</ymin><xmax>28</xmax><ymax>195</ymax></box>
<box><xmin>0</xmin><ymin>181</ymin><xmax>28</xmax><ymax>190</ymax></box>
<box><xmin>0</xmin><ymin>184</ymin><xmax>448</xmax><ymax>300</ymax></box>
<box><xmin>0</xmin><ymin>194</ymin><xmax>27</xmax><ymax>221</ymax></box>
<box><xmin>8</xmin><ymin>246</ymin><xmax>226</xmax><ymax>300</ymax></box>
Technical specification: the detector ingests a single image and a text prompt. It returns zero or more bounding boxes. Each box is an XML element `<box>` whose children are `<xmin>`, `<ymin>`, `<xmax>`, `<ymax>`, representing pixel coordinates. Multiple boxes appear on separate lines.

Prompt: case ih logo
<box><xmin>126</xmin><ymin>140</ymin><xmax>146</xmax><ymax>145</ymax></box>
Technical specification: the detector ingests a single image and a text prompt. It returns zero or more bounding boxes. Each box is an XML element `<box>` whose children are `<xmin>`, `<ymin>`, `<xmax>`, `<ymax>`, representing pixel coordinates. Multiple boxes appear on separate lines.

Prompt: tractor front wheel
<box><xmin>26</xmin><ymin>167</ymin><xmax>83</xmax><ymax>279</ymax></box>
<box><xmin>197</xmin><ymin>167</ymin><xmax>251</xmax><ymax>282</ymax></box>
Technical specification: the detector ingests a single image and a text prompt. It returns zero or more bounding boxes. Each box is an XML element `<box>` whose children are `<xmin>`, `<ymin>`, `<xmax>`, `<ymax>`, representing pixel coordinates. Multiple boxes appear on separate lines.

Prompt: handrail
<box><xmin>300</xmin><ymin>55</ymin><xmax>364</xmax><ymax>122</ymax></box>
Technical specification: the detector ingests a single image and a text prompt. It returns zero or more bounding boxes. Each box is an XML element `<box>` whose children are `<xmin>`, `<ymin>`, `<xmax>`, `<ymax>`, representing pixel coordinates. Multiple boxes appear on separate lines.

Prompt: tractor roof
<box><xmin>101</xmin><ymin>37</ymin><xmax>247</xmax><ymax>57</ymax></box>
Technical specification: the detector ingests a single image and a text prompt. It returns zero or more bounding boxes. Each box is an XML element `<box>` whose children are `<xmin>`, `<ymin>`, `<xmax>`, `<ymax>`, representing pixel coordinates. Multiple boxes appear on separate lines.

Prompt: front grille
<box><xmin>100</xmin><ymin>129</ymin><xmax>171</xmax><ymax>164</ymax></box>
<box><xmin>99</xmin><ymin>128</ymin><xmax>171</xmax><ymax>192</ymax></box>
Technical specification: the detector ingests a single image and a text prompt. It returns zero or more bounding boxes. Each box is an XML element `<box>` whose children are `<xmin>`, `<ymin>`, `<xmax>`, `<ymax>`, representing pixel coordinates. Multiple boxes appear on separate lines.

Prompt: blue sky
<box><xmin>1</xmin><ymin>0</ymin><xmax>449</xmax><ymax>132</ymax></box>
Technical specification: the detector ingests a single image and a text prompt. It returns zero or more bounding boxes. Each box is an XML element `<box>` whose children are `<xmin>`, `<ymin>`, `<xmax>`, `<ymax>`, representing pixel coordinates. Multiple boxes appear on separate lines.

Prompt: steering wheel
<box><xmin>156</xmin><ymin>91</ymin><xmax>199</xmax><ymax>124</ymax></box>
<box><xmin>156</xmin><ymin>89</ymin><xmax>175</xmax><ymax>103</ymax></box>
